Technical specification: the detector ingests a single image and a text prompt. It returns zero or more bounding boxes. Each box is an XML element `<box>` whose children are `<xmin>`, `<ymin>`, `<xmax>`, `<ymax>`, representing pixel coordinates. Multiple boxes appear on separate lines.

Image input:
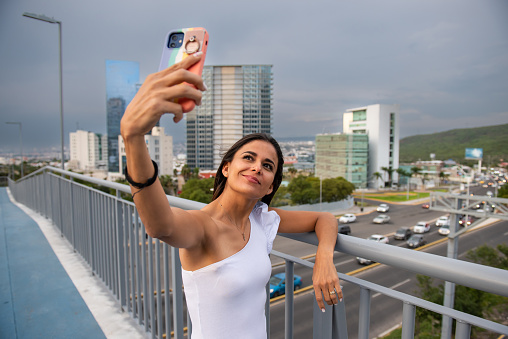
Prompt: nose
<box><xmin>252</xmin><ymin>162</ymin><xmax>261</xmax><ymax>174</ymax></box>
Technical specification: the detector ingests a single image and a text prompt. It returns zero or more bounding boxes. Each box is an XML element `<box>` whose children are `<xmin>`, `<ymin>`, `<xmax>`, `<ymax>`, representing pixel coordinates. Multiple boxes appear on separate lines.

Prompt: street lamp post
<box><xmin>5</xmin><ymin>122</ymin><xmax>23</xmax><ymax>178</ymax></box>
<box><xmin>23</xmin><ymin>12</ymin><xmax>65</xmax><ymax>170</ymax></box>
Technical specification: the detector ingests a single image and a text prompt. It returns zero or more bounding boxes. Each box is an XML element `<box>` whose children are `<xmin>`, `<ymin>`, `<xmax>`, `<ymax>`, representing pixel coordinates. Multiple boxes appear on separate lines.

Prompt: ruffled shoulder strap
<box><xmin>251</xmin><ymin>201</ymin><xmax>280</xmax><ymax>254</ymax></box>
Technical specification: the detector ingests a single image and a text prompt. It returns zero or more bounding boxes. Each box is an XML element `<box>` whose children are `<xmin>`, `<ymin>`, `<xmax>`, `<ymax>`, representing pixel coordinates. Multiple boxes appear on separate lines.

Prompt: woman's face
<box><xmin>222</xmin><ymin>140</ymin><xmax>278</xmax><ymax>199</ymax></box>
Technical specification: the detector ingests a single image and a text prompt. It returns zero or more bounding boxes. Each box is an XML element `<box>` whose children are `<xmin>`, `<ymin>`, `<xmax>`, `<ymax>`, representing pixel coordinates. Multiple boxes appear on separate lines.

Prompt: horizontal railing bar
<box><xmin>269</xmin><ymin>251</ymin><xmax>508</xmax><ymax>334</ymax></box>
<box><xmin>278</xmin><ymin>232</ymin><xmax>508</xmax><ymax>298</ymax></box>
<box><xmin>271</xmin><ymin>250</ymin><xmax>315</xmax><ymax>269</ymax></box>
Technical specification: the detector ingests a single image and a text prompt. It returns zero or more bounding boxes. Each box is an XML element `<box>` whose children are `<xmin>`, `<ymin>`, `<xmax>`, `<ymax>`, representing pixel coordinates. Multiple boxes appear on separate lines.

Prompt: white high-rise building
<box><xmin>342</xmin><ymin>104</ymin><xmax>399</xmax><ymax>188</ymax></box>
<box><xmin>118</xmin><ymin>126</ymin><xmax>173</xmax><ymax>176</ymax></box>
<box><xmin>69</xmin><ymin>130</ymin><xmax>108</xmax><ymax>171</ymax></box>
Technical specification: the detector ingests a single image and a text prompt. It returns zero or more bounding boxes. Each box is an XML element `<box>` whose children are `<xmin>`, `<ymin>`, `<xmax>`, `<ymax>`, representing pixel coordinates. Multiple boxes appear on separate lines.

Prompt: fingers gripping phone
<box><xmin>158</xmin><ymin>27</ymin><xmax>209</xmax><ymax>113</ymax></box>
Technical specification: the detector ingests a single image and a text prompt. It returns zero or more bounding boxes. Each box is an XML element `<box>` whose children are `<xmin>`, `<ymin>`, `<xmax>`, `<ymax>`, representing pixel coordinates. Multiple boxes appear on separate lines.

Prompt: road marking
<box><xmin>373</xmin><ymin>279</ymin><xmax>411</xmax><ymax>298</ymax></box>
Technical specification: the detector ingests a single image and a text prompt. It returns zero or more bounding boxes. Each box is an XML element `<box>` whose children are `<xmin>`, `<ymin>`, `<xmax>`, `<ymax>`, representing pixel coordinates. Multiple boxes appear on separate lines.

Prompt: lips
<box><xmin>243</xmin><ymin>175</ymin><xmax>260</xmax><ymax>184</ymax></box>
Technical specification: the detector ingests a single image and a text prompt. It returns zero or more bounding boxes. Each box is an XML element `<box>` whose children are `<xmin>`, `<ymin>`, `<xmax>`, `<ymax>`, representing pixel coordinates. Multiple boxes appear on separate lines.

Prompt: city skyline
<box><xmin>1</xmin><ymin>0</ymin><xmax>507</xmax><ymax>153</ymax></box>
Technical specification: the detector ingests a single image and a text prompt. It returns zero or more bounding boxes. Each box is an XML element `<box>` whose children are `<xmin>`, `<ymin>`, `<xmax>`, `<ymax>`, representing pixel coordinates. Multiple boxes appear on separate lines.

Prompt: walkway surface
<box><xmin>0</xmin><ymin>187</ymin><xmax>108</xmax><ymax>338</ymax></box>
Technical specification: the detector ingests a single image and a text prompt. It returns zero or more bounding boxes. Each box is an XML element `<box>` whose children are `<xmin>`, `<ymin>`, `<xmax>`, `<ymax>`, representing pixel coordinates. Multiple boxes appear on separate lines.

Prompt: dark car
<box><xmin>394</xmin><ymin>227</ymin><xmax>412</xmax><ymax>240</ymax></box>
<box><xmin>269</xmin><ymin>273</ymin><xmax>302</xmax><ymax>298</ymax></box>
<box><xmin>338</xmin><ymin>225</ymin><xmax>351</xmax><ymax>235</ymax></box>
<box><xmin>407</xmin><ymin>234</ymin><xmax>426</xmax><ymax>248</ymax></box>
<box><xmin>459</xmin><ymin>215</ymin><xmax>473</xmax><ymax>226</ymax></box>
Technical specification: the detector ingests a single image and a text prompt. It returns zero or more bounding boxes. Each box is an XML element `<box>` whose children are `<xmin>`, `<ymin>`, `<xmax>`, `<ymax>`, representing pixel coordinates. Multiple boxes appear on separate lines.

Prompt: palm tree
<box><xmin>372</xmin><ymin>171</ymin><xmax>383</xmax><ymax>189</ymax></box>
<box><xmin>380</xmin><ymin>166</ymin><xmax>389</xmax><ymax>187</ymax></box>
<box><xmin>410</xmin><ymin>166</ymin><xmax>422</xmax><ymax>190</ymax></box>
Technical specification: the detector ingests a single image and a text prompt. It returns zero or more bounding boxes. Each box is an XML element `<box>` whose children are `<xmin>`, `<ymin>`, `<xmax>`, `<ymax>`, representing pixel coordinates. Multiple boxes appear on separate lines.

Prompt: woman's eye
<box><xmin>264</xmin><ymin>163</ymin><xmax>273</xmax><ymax>170</ymax></box>
<box><xmin>243</xmin><ymin>155</ymin><xmax>253</xmax><ymax>161</ymax></box>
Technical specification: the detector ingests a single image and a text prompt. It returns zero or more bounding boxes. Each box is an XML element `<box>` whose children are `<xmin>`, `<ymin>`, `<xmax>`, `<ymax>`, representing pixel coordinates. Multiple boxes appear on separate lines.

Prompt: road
<box><xmin>268</xmin><ymin>191</ymin><xmax>507</xmax><ymax>338</ymax></box>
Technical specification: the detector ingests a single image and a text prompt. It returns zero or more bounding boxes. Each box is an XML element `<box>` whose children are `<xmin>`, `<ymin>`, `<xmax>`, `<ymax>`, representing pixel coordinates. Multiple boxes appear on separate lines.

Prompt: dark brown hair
<box><xmin>212</xmin><ymin>133</ymin><xmax>284</xmax><ymax>205</ymax></box>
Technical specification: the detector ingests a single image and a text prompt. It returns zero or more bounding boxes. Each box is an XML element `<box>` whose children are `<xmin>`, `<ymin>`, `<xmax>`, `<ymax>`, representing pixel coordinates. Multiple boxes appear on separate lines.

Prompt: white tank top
<box><xmin>182</xmin><ymin>202</ymin><xmax>280</xmax><ymax>339</ymax></box>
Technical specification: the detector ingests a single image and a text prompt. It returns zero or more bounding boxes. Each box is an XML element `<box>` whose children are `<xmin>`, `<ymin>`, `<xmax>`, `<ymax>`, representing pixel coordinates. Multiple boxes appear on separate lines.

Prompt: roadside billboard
<box><xmin>465</xmin><ymin>148</ymin><xmax>483</xmax><ymax>160</ymax></box>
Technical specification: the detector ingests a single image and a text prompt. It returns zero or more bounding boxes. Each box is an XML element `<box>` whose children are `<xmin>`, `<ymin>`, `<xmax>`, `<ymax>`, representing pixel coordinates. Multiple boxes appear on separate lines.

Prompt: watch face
<box><xmin>185</xmin><ymin>36</ymin><xmax>200</xmax><ymax>54</ymax></box>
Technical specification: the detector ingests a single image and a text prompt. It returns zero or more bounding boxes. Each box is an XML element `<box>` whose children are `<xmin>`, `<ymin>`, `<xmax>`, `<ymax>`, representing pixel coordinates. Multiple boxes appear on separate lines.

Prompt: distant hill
<box><xmin>399</xmin><ymin>124</ymin><xmax>508</xmax><ymax>163</ymax></box>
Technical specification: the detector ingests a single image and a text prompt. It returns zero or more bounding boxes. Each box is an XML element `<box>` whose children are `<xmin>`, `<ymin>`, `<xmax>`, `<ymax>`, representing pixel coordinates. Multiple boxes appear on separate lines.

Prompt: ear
<box><xmin>222</xmin><ymin>163</ymin><xmax>229</xmax><ymax>177</ymax></box>
<box><xmin>265</xmin><ymin>183</ymin><xmax>274</xmax><ymax>196</ymax></box>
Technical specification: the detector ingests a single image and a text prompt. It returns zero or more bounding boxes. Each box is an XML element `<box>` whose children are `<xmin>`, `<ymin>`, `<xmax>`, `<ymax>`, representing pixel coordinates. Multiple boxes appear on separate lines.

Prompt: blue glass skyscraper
<box><xmin>106</xmin><ymin>60</ymin><xmax>139</xmax><ymax>172</ymax></box>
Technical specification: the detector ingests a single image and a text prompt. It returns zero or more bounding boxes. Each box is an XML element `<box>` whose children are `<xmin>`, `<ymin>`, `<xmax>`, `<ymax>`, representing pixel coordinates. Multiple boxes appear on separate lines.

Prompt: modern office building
<box><xmin>342</xmin><ymin>104</ymin><xmax>399</xmax><ymax>188</ymax></box>
<box><xmin>69</xmin><ymin>130</ymin><xmax>108</xmax><ymax>171</ymax></box>
<box><xmin>106</xmin><ymin>60</ymin><xmax>140</xmax><ymax>173</ymax></box>
<box><xmin>118</xmin><ymin>127</ymin><xmax>173</xmax><ymax>176</ymax></box>
<box><xmin>186</xmin><ymin>65</ymin><xmax>273</xmax><ymax>170</ymax></box>
<box><xmin>315</xmin><ymin>133</ymin><xmax>369</xmax><ymax>187</ymax></box>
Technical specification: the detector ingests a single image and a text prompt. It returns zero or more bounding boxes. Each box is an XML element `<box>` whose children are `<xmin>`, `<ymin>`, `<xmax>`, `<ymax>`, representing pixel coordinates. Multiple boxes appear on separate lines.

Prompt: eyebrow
<box><xmin>242</xmin><ymin>151</ymin><xmax>276</xmax><ymax>166</ymax></box>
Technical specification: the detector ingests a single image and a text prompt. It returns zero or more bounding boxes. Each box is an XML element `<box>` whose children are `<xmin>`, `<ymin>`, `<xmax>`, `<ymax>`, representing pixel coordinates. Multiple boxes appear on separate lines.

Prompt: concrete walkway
<box><xmin>0</xmin><ymin>187</ymin><xmax>147</xmax><ymax>339</ymax></box>
<box><xmin>0</xmin><ymin>187</ymin><xmax>107</xmax><ymax>338</ymax></box>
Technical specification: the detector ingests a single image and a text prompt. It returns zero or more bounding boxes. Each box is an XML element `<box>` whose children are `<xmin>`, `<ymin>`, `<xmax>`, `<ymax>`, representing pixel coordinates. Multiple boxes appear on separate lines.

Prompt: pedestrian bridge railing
<box><xmin>8</xmin><ymin>166</ymin><xmax>508</xmax><ymax>339</ymax></box>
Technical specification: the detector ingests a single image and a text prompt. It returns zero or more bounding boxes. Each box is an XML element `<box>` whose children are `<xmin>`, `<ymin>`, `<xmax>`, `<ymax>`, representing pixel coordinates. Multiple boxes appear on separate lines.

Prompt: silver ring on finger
<box><xmin>329</xmin><ymin>290</ymin><xmax>336</xmax><ymax>295</ymax></box>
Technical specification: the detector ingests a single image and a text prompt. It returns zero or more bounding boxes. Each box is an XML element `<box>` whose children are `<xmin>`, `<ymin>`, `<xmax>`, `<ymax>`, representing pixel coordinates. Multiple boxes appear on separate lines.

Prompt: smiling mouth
<box><xmin>243</xmin><ymin>175</ymin><xmax>260</xmax><ymax>184</ymax></box>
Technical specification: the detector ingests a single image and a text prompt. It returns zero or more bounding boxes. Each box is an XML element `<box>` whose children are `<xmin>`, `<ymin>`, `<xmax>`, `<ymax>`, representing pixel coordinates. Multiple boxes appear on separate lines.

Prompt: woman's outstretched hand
<box><xmin>312</xmin><ymin>251</ymin><xmax>343</xmax><ymax>312</ymax></box>
<box><xmin>120</xmin><ymin>52</ymin><xmax>207</xmax><ymax>139</ymax></box>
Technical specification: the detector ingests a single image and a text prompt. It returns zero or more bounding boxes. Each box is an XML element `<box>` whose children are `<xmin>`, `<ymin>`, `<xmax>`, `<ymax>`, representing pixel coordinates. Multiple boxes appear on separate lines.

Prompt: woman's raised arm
<box><xmin>120</xmin><ymin>53</ymin><xmax>207</xmax><ymax>249</ymax></box>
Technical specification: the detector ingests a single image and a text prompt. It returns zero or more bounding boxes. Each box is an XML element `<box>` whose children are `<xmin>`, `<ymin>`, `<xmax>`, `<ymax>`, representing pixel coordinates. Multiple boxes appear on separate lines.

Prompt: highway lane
<box><xmin>268</xmin><ymin>216</ymin><xmax>507</xmax><ymax>338</ymax></box>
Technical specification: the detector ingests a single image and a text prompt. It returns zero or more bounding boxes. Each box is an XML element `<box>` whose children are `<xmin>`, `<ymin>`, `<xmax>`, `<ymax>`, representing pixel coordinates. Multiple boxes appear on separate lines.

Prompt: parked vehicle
<box><xmin>373</xmin><ymin>214</ymin><xmax>391</xmax><ymax>224</ymax></box>
<box><xmin>338</xmin><ymin>213</ymin><xmax>356</xmax><ymax>223</ymax></box>
<box><xmin>269</xmin><ymin>273</ymin><xmax>302</xmax><ymax>298</ymax></box>
<box><xmin>413</xmin><ymin>221</ymin><xmax>430</xmax><ymax>233</ymax></box>
<box><xmin>338</xmin><ymin>225</ymin><xmax>351</xmax><ymax>235</ymax></box>
<box><xmin>435</xmin><ymin>216</ymin><xmax>450</xmax><ymax>227</ymax></box>
<box><xmin>377</xmin><ymin>204</ymin><xmax>390</xmax><ymax>213</ymax></box>
<box><xmin>438</xmin><ymin>224</ymin><xmax>450</xmax><ymax>235</ymax></box>
<box><xmin>357</xmin><ymin>235</ymin><xmax>389</xmax><ymax>265</ymax></box>
<box><xmin>407</xmin><ymin>234</ymin><xmax>426</xmax><ymax>248</ymax></box>
<box><xmin>421</xmin><ymin>203</ymin><xmax>430</xmax><ymax>209</ymax></box>
<box><xmin>394</xmin><ymin>227</ymin><xmax>412</xmax><ymax>240</ymax></box>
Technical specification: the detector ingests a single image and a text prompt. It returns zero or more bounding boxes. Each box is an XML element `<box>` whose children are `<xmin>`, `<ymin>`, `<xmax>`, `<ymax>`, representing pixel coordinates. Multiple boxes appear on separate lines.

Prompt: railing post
<box><xmin>455</xmin><ymin>320</ymin><xmax>471</xmax><ymax>339</ymax></box>
<box><xmin>171</xmin><ymin>247</ymin><xmax>184</xmax><ymax>339</ymax></box>
<box><xmin>331</xmin><ymin>287</ymin><xmax>348</xmax><ymax>339</ymax></box>
<box><xmin>265</xmin><ymin>282</ymin><xmax>270</xmax><ymax>339</ymax></box>
<box><xmin>69</xmin><ymin>178</ymin><xmax>75</xmax><ymax>250</ymax></box>
<box><xmin>358</xmin><ymin>287</ymin><xmax>371</xmax><ymax>339</ymax></box>
<box><xmin>401</xmin><ymin>302</ymin><xmax>415</xmax><ymax>339</ymax></box>
<box><xmin>115</xmin><ymin>190</ymin><xmax>126</xmax><ymax>309</ymax></box>
<box><xmin>313</xmin><ymin>294</ymin><xmax>332</xmax><ymax>339</ymax></box>
<box><xmin>285</xmin><ymin>261</ymin><xmax>294</xmax><ymax>339</ymax></box>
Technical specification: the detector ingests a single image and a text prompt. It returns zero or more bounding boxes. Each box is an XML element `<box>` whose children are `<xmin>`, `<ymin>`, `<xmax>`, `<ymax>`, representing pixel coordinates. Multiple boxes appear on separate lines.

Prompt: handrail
<box><xmin>8</xmin><ymin>166</ymin><xmax>508</xmax><ymax>338</ymax></box>
<box><xmin>280</xmin><ymin>232</ymin><xmax>508</xmax><ymax>298</ymax></box>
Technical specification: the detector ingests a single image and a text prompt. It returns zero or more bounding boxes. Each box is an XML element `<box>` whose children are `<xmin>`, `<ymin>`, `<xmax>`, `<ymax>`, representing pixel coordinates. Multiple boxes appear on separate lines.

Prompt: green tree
<box><xmin>159</xmin><ymin>175</ymin><xmax>177</xmax><ymax>195</ymax></box>
<box><xmin>181</xmin><ymin>165</ymin><xmax>191</xmax><ymax>181</ymax></box>
<box><xmin>179</xmin><ymin>177</ymin><xmax>214</xmax><ymax>203</ymax></box>
<box><xmin>287</xmin><ymin>175</ymin><xmax>318</xmax><ymax>205</ymax></box>
<box><xmin>321</xmin><ymin>177</ymin><xmax>355</xmax><ymax>202</ymax></box>
<box><xmin>287</xmin><ymin>166</ymin><xmax>297</xmax><ymax>179</ymax></box>
<box><xmin>415</xmin><ymin>244</ymin><xmax>508</xmax><ymax>337</ymax></box>
<box><xmin>372</xmin><ymin>172</ymin><xmax>383</xmax><ymax>189</ymax></box>
<box><xmin>498</xmin><ymin>184</ymin><xmax>508</xmax><ymax>198</ymax></box>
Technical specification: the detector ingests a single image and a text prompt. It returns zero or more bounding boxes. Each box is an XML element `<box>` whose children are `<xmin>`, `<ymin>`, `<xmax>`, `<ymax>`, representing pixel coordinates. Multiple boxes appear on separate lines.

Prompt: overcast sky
<box><xmin>1</xmin><ymin>0</ymin><xmax>507</xmax><ymax>154</ymax></box>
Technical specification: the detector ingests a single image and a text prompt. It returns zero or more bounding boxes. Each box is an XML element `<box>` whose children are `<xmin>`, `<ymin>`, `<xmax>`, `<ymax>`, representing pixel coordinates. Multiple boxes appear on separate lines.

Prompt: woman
<box><xmin>120</xmin><ymin>52</ymin><xmax>342</xmax><ymax>338</ymax></box>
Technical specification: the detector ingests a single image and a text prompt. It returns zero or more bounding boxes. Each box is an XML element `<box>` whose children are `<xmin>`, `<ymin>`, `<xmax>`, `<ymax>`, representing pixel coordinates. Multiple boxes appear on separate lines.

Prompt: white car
<box><xmin>373</xmin><ymin>214</ymin><xmax>390</xmax><ymax>224</ymax></box>
<box><xmin>438</xmin><ymin>225</ymin><xmax>450</xmax><ymax>235</ymax></box>
<box><xmin>338</xmin><ymin>213</ymin><xmax>357</xmax><ymax>223</ymax></box>
<box><xmin>377</xmin><ymin>204</ymin><xmax>390</xmax><ymax>213</ymax></box>
<box><xmin>413</xmin><ymin>221</ymin><xmax>431</xmax><ymax>233</ymax></box>
<box><xmin>368</xmin><ymin>234</ymin><xmax>389</xmax><ymax>244</ymax></box>
<box><xmin>435</xmin><ymin>216</ymin><xmax>450</xmax><ymax>227</ymax></box>
<box><xmin>356</xmin><ymin>234</ymin><xmax>389</xmax><ymax>264</ymax></box>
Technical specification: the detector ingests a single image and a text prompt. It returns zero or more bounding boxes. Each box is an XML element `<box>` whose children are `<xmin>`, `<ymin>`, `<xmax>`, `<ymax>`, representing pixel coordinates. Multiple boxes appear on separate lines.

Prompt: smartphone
<box><xmin>158</xmin><ymin>27</ymin><xmax>209</xmax><ymax>113</ymax></box>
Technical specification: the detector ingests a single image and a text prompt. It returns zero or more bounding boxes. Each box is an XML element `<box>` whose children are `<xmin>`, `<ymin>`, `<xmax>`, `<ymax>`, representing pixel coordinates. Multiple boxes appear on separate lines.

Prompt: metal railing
<box><xmin>8</xmin><ymin>166</ymin><xmax>508</xmax><ymax>339</ymax></box>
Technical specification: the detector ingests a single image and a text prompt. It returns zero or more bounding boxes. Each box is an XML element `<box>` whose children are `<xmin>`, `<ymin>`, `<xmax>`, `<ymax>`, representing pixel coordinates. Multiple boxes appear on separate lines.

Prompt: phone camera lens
<box><xmin>170</xmin><ymin>42</ymin><xmax>176</xmax><ymax>48</ymax></box>
<box><xmin>171</xmin><ymin>35</ymin><xmax>178</xmax><ymax>41</ymax></box>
